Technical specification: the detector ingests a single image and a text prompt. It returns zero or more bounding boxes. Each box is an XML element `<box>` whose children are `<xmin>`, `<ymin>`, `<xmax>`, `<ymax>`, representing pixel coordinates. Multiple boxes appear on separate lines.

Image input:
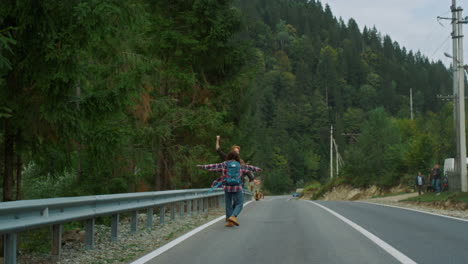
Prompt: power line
<box><xmin>431</xmin><ymin>34</ymin><xmax>452</xmax><ymax>58</ymax></box>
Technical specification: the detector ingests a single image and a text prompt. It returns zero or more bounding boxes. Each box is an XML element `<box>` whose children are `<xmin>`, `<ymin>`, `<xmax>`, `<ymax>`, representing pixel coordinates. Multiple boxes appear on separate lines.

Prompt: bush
<box><xmin>22</xmin><ymin>162</ymin><xmax>76</xmax><ymax>199</ymax></box>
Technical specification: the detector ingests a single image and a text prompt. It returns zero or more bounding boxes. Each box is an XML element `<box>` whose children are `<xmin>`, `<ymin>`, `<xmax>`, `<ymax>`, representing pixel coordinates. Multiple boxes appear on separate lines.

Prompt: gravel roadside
<box><xmin>14</xmin><ymin>207</ymin><xmax>225</xmax><ymax>264</ymax></box>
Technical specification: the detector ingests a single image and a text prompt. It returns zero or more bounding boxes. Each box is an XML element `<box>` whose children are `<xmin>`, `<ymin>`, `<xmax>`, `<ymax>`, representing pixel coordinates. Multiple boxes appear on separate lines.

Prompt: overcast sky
<box><xmin>319</xmin><ymin>0</ymin><xmax>468</xmax><ymax>66</ymax></box>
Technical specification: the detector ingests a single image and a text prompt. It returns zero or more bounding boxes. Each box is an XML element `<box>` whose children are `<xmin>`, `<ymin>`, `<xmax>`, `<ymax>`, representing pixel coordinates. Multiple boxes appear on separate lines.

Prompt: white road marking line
<box><xmin>130</xmin><ymin>200</ymin><xmax>253</xmax><ymax>264</ymax></box>
<box><xmin>359</xmin><ymin>201</ymin><xmax>468</xmax><ymax>223</ymax></box>
<box><xmin>308</xmin><ymin>201</ymin><xmax>417</xmax><ymax>264</ymax></box>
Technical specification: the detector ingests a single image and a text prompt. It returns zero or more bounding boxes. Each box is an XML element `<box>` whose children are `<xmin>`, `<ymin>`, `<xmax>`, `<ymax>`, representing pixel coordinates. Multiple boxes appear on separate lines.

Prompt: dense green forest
<box><xmin>0</xmin><ymin>0</ymin><xmax>456</xmax><ymax>199</ymax></box>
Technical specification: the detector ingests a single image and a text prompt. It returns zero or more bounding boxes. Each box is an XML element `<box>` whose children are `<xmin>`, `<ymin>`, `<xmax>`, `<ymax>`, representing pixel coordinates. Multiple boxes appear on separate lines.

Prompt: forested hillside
<box><xmin>234</xmin><ymin>0</ymin><xmax>454</xmax><ymax>192</ymax></box>
<box><xmin>0</xmin><ymin>0</ymin><xmax>455</xmax><ymax>199</ymax></box>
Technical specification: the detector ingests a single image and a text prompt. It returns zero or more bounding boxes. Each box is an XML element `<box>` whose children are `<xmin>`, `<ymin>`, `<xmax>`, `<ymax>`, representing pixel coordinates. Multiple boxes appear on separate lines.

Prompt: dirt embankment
<box><xmin>319</xmin><ymin>185</ymin><xmax>407</xmax><ymax>201</ymax></box>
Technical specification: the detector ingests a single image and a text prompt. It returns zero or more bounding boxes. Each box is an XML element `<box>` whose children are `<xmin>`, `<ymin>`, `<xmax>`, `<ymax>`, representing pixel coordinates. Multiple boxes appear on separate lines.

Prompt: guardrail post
<box><xmin>131</xmin><ymin>211</ymin><xmax>138</xmax><ymax>234</ymax></box>
<box><xmin>4</xmin><ymin>233</ymin><xmax>17</xmax><ymax>264</ymax></box>
<box><xmin>193</xmin><ymin>200</ymin><xmax>198</xmax><ymax>216</ymax></box>
<box><xmin>146</xmin><ymin>208</ymin><xmax>154</xmax><ymax>229</ymax></box>
<box><xmin>170</xmin><ymin>204</ymin><xmax>175</xmax><ymax>222</ymax></box>
<box><xmin>85</xmin><ymin>218</ymin><xmax>95</xmax><ymax>250</ymax></box>
<box><xmin>111</xmin><ymin>214</ymin><xmax>119</xmax><ymax>242</ymax></box>
<box><xmin>204</xmin><ymin>198</ymin><xmax>208</xmax><ymax>213</ymax></box>
<box><xmin>179</xmin><ymin>202</ymin><xmax>184</xmax><ymax>218</ymax></box>
<box><xmin>187</xmin><ymin>200</ymin><xmax>192</xmax><ymax>216</ymax></box>
<box><xmin>199</xmin><ymin>199</ymin><xmax>203</xmax><ymax>214</ymax></box>
<box><xmin>159</xmin><ymin>206</ymin><xmax>165</xmax><ymax>225</ymax></box>
<box><xmin>51</xmin><ymin>224</ymin><xmax>62</xmax><ymax>258</ymax></box>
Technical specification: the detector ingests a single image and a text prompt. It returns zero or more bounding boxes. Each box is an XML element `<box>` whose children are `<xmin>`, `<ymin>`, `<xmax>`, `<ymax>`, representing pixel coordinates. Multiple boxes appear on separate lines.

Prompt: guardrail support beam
<box><xmin>51</xmin><ymin>224</ymin><xmax>62</xmax><ymax>257</ymax></box>
<box><xmin>146</xmin><ymin>208</ymin><xmax>153</xmax><ymax>229</ymax></box>
<box><xmin>131</xmin><ymin>211</ymin><xmax>137</xmax><ymax>234</ymax></box>
<box><xmin>179</xmin><ymin>202</ymin><xmax>184</xmax><ymax>219</ymax></box>
<box><xmin>170</xmin><ymin>204</ymin><xmax>175</xmax><ymax>221</ymax></box>
<box><xmin>4</xmin><ymin>233</ymin><xmax>17</xmax><ymax>264</ymax></box>
<box><xmin>199</xmin><ymin>199</ymin><xmax>203</xmax><ymax>214</ymax></box>
<box><xmin>111</xmin><ymin>214</ymin><xmax>119</xmax><ymax>242</ymax></box>
<box><xmin>192</xmin><ymin>199</ymin><xmax>197</xmax><ymax>216</ymax></box>
<box><xmin>187</xmin><ymin>200</ymin><xmax>192</xmax><ymax>216</ymax></box>
<box><xmin>159</xmin><ymin>206</ymin><xmax>165</xmax><ymax>225</ymax></box>
<box><xmin>85</xmin><ymin>218</ymin><xmax>95</xmax><ymax>250</ymax></box>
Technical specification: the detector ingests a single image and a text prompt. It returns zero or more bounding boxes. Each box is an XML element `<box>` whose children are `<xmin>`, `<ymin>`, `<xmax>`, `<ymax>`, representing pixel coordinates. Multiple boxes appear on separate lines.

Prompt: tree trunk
<box><xmin>155</xmin><ymin>147</ymin><xmax>163</xmax><ymax>191</ymax></box>
<box><xmin>155</xmin><ymin>144</ymin><xmax>171</xmax><ymax>191</ymax></box>
<box><xmin>3</xmin><ymin>119</ymin><xmax>15</xmax><ymax>202</ymax></box>
<box><xmin>16</xmin><ymin>153</ymin><xmax>22</xmax><ymax>200</ymax></box>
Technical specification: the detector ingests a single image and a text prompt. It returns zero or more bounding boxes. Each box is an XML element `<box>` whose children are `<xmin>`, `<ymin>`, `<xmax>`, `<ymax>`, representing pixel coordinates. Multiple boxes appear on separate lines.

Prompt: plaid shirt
<box><xmin>197</xmin><ymin>161</ymin><xmax>261</xmax><ymax>192</ymax></box>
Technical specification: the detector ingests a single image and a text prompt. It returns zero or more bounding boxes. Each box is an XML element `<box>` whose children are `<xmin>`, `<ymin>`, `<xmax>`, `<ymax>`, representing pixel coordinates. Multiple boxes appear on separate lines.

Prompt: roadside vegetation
<box><xmin>404</xmin><ymin>192</ymin><xmax>468</xmax><ymax>203</ymax></box>
<box><xmin>1</xmin><ymin>0</ymin><xmax>454</xmax><ymax>199</ymax></box>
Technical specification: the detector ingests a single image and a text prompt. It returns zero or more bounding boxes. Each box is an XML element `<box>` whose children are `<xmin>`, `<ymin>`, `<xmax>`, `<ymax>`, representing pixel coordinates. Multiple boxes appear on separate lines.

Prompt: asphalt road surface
<box><xmin>139</xmin><ymin>196</ymin><xmax>468</xmax><ymax>264</ymax></box>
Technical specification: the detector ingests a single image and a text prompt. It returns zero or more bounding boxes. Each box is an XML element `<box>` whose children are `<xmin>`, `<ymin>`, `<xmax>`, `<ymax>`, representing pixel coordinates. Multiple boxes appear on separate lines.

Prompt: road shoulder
<box><xmin>360</xmin><ymin>193</ymin><xmax>468</xmax><ymax>220</ymax></box>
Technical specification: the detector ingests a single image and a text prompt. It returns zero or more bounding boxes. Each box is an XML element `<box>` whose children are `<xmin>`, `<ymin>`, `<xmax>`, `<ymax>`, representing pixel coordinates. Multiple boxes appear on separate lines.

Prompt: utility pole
<box><xmin>455</xmin><ymin>2</ymin><xmax>468</xmax><ymax>192</ymax></box>
<box><xmin>438</xmin><ymin>1</ymin><xmax>467</xmax><ymax>191</ymax></box>
<box><xmin>330</xmin><ymin>125</ymin><xmax>333</xmax><ymax>179</ymax></box>
<box><xmin>333</xmin><ymin>138</ymin><xmax>343</xmax><ymax>177</ymax></box>
<box><xmin>452</xmin><ymin>2</ymin><xmax>461</xmax><ymax>184</ymax></box>
<box><xmin>410</xmin><ymin>88</ymin><xmax>414</xmax><ymax>120</ymax></box>
<box><xmin>335</xmin><ymin>139</ymin><xmax>339</xmax><ymax>177</ymax></box>
<box><xmin>451</xmin><ymin>0</ymin><xmax>460</xmax><ymax>192</ymax></box>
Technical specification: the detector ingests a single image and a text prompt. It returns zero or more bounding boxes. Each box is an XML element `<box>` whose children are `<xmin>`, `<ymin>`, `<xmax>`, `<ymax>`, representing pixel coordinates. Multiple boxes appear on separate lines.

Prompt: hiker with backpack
<box><xmin>197</xmin><ymin>150</ymin><xmax>261</xmax><ymax>227</ymax></box>
<box><xmin>216</xmin><ymin>135</ymin><xmax>255</xmax><ymax>184</ymax></box>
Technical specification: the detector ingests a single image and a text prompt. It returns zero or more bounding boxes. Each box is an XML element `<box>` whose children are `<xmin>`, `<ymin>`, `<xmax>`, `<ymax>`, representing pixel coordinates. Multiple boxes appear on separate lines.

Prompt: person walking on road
<box><xmin>197</xmin><ymin>151</ymin><xmax>261</xmax><ymax>227</ymax></box>
<box><xmin>216</xmin><ymin>135</ymin><xmax>254</xmax><ymax>183</ymax></box>
<box><xmin>415</xmin><ymin>171</ymin><xmax>425</xmax><ymax>195</ymax></box>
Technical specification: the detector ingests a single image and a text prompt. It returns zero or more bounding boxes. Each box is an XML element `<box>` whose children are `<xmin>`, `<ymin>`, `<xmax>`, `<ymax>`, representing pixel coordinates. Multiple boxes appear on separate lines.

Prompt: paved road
<box><xmin>140</xmin><ymin>197</ymin><xmax>468</xmax><ymax>264</ymax></box>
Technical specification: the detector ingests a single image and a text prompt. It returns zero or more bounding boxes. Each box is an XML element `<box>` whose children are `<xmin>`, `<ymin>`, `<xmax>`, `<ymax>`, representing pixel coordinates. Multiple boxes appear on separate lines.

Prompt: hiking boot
<box><xmin>228</xmin><ymin>216</ymin><xmax>239</xmax><ymax>226</ymax></box>
<box><xmin>225</xmin><ymin>222</ymin><xmax>234</xmax><ymax>227</ymax></box>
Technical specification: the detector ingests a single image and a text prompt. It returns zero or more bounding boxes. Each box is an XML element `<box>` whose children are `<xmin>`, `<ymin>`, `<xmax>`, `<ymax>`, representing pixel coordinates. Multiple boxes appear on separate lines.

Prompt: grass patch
<box><xmin>19</xmin><ymin>228</ymin><xmax>51</xmax><ymax>254</ymax></box>
<box><xmin>304</xmin><ymin>182</ymin><xmax>321</xmax><ymax>192</ymax></box>
<box><xmin>404</xmin><ymin>192</ymin><xmax>468</xmax><ymax>203</ymax></box>
<box><xmin>371</xmin><ymin>191</ymin><xmax>406</xmax><ymax>199</ymax></box>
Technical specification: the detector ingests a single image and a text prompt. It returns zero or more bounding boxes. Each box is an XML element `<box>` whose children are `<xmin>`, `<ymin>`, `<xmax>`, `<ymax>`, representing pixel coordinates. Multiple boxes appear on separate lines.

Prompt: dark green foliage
<box><xmin>343</xmin><ymin>108</ymin><xmax>404</xmax><ymax>187</ymax></box>
<box><xmin>0</xmin><ymin>0</ymin><xmax>456</xmax><ymax>199</ymax></box>
<box><xmin>234</xmin><ymin>0</ymin><xmax>453</xmax><ymax>192</ymax></box>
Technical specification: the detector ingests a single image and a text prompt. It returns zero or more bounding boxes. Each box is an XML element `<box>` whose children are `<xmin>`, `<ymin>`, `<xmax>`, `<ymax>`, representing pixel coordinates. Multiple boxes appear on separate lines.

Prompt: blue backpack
<box><xmin>225</xmin><ymin>161</ymin><xmax>241</xmax><ymax>186</ymax></box>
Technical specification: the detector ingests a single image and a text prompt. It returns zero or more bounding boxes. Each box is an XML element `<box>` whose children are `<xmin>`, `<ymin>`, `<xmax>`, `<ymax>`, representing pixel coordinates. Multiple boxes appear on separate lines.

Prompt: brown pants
<box><xmin>416</xmin><ymin>185</ymin><xmax>423</xmax><ymax>195</ymax></box>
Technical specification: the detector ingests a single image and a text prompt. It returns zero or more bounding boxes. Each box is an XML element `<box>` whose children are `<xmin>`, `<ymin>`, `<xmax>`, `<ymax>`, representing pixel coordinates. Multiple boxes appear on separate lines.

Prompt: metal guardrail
<box><xmin>1</xmin><ymin>188</ymin><xmax>253</xmax><ymax>264</ymax></box>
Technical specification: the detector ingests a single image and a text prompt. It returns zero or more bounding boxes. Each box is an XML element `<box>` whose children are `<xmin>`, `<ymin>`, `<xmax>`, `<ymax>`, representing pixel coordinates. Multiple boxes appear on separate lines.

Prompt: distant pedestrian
<box><xmin>415</xmin><ymin>171</ymin><xmax>425</xmax><ymax>195</ymax></box>
<box><xmin>432</xmin><ymin>164</ymin><xmax>442</xmax><ymax>193</ymax></box>
<box><xmin>197</xmin><ymin>151</ymin><xmax>261</xmax><ymax>227</ymax></box>
<box><xmin>426</xmin><ymin>173</ymin><xmax>434</xmax><ymax>192</ymax></box>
